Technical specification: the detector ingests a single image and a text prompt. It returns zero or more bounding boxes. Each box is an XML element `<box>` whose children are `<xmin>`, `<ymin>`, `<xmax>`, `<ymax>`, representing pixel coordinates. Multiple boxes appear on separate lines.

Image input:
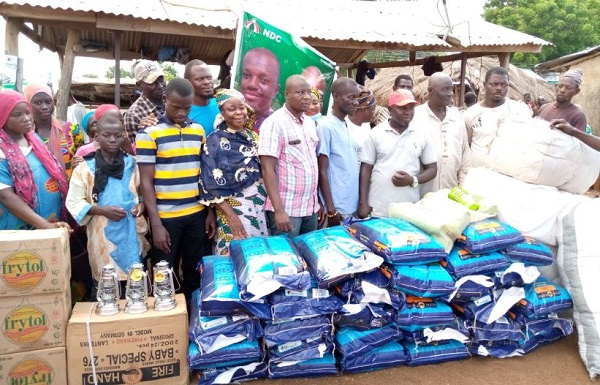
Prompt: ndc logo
<box><xmin>244</xmin><ymin>18</ymin><xmax>282</xmax><ymax>42</ymax></box>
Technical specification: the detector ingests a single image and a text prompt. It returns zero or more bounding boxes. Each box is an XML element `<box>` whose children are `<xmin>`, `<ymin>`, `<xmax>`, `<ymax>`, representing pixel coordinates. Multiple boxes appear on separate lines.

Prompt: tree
<box><xmin>160</xmin><ymin>63</ymin><xmax>178</xmax><ymax>81</ymax></box>
<box><xmin>483</xmin><ymin>0</ymin><xmax>600</xmax><ymax>67</ymax></box>
<box><xmin>105</xmin><ymin>65</ymin><xmax>133</xmax><ymax>80</ymax></box>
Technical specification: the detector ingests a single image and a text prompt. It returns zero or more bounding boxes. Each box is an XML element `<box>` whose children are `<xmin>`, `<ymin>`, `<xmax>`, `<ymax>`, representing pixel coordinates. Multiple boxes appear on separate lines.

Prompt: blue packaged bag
<box><xmin>447</xmin><ymin>275</ymin><xmax>494</xmax><ymax>303</ymax></box>
<box><xmin>468</xmin><ymin>316</ymin><xmax>523</xmax><ymax>342</ymax></box>
<box><xmin>230</xmin><ymin>236</ymin><xmax>310</xmax><ymax>300</ymax></box>
<box><xmin>404</xmin><ymin>339</ymin><xmax>470</xmax><ymax>366</ymax></box>
<box><xmin>269</xmin><ymin>284</ymin><xmax>344</xmax><ymax>322</ymax></box>
<box><xmin>293</xmin><ymin>226</ymin><xmax>384</xmax><ymax>288</ymax></box>
<box><xmin>402</xmin><ymin>315</ymin><xmax>470</xmax><ymax>343</ymax></box>
<box><xmin>337</xmin><ymin>268</ymin><xmax>391</xmax><ymax>298</ymax></box>
<box><xmin>333</xmin><ymin>303</ymin><xmax>396</xmax><ymax>330</ymax></box>
<box><xmin>335</xmin><ymin>324</ymin><xmax>401</xmax><ymax>360</ymax></box>
<box><xmin>396</xmin><ymin>296</ymin><xmax>454</xmax><ymax>332</ymax></box>
<box><xmin>469</xmin><ymin>339</ymin><xmax>521</xmax><ymax>358</ymax></box>
<box><xmin>512</xmin><ymin>277</ymin><xmax>573</xmax><ymax>318</ymax></box>
<box><xmin>457</xmin><ymin>219</ymin><xmax>525</xmax><ymax>254</ymax></box>
<box><xmin>519</xmin><ymin>317</ymin><xmax>574</xmax><ymax>354</ymax></box>
<box><xmin>345</xmin><ymin>218</ymin><xmax>447</xmax><ymax>265</ymax></box>
<box><xmin>188</xmin><ymin>339</ymin><xmax>263</xmax><ymax>370</ymax></box>
<box><xmin>268</xmin><ymin>352</ymin><xmax>338</xmax><ymax>379</ymax></box>
<box><xmin>388</xmin><ymin>263</ymin><xmax>455</xmax><ymax>298</ymax></box>
<box><xmin>340</xmin><ymin>341</ymin><xmax>406</xmax><ymax>373</ymax></box>
<box><xmin>491</xmin><ymin>262</ymin><xmax>540</xmax><ymax>290</ymax></box>
<box><xmin>190</xmin><ymin>289</ymin><xmax>263</xmax><ymax>354</ymax></box>
<box><xmin>197</xmin><ymin>361</ymin><xmax>268</xmax><ymax>385</ymax></box>
<box><xmin>504</xmin><ymin>236</ymin><xmax>554</xmax><ymax>266</ymax></box>
<box><xmin>444</xmin><ymin>246</ymin><xmax>510</xmax><ymax>279</ymax></box>
<box><xmin>268</xmin><ymin>333</ymin><xmax>334</xmax><ymax>362</ymax></box>
<box><xmin>263</xmin><ymin>315</ymin><xmax>332</xmax><ymax>348</ymax></box>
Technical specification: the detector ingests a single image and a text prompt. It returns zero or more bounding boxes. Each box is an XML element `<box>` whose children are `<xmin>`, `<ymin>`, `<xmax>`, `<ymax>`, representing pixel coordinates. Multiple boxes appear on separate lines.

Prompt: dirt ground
<box><xmin>236</xmin><ymin>333</ymin><xmax>591</xmax><ymax>385</ymax></box>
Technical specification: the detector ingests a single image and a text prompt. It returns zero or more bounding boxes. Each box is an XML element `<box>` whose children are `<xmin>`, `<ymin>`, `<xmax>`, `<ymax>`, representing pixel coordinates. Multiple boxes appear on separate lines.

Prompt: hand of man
<box><xmin>131</xmin><ymin>202</ymin><xmax>145</xmax><ymax>217</ymax></box>
<box><xmin>138</xmin><ymin>113</ymin><xmax>158</xmax><ymax>129</ymax></box>
<box><xmin>274</xmin><ymin>209</ymin><xmax>292</xmax><ymax>233</ymax></box>
<box><xmin>227</xmin><ymin>214</ymin><xmax>248</xmax><ymax>240</ymax></box>
<box><xmin>550</xmin><ymin>119</ymin><xmax>577</xmax><ymax>136</ymax></box>
<box><xmin>151</xmin><ymin>222</ymin><xmax>171</xmax><ymax>253</ymax></box>
<box><xmin>205</xmin><ymin>208</ymin><xmax>216</xmax><ymax>239</ymax></box>
<box><xmin>391</xmin><ymin>171</ymin><xmax>413</xmax><ymax>187</ymax></box>
<box><xmin>101</xmin><ymin>206</ymin><xmax>127</xmax><ymax>222</ymax></box>
<box><xmin>357</xmin><ymin>203</ymin><xmax>372</xmax><ymax>219</ymax></box>
<box><xmin>326</xmin><ymin>211</ymin><xmax>341</xmax><ymax>228</ymax></box>
<box><xmin>71</xmin><ymin>156</ymin><xmax>84</xmax><ymax>168</ymax></box>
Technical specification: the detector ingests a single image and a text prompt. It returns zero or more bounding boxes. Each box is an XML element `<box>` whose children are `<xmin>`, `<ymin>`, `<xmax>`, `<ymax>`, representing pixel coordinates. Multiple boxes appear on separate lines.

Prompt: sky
<box><xmin>0</xmin><ymin>0</ymin><xmax>487</xmax><ymax>87</ymax></box>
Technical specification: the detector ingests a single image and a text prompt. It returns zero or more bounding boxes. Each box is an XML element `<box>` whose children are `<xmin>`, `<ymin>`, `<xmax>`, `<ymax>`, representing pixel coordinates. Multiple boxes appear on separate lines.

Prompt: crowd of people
<box><xmin>0</xmin><ymin>58</ymin><xmax>593</xmax><ymax>304</ymax></box>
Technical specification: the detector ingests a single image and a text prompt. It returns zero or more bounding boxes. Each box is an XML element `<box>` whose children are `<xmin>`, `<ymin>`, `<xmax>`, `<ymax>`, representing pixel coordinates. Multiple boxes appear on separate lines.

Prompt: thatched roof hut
<box><xmin>366</xmin><ymin>56</ymin><xmax>555</xmax><ymax>106</ymax></box>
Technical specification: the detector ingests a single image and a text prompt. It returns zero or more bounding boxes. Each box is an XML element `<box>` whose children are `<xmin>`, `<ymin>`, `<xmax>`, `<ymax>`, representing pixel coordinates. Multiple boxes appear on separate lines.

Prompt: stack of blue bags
<box><xmin>188</xmin><ymin>255</ymin><xmax>267</xmax><ymax>384</ymax></box>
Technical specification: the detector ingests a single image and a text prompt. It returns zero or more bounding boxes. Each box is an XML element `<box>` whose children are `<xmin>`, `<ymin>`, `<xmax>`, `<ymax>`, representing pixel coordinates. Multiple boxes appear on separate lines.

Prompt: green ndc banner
<box><xmin>232</xmin><ymin>11</ymin><xmax>336</xmax><ymax>118</ymax></box>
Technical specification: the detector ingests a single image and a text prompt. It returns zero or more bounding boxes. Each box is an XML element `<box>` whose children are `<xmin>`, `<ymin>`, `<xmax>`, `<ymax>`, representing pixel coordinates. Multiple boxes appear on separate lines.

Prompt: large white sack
<box><xmin>462</xmin><ymin>167</ymin><xmax>588</xmax><ymax>246</ymax></box>
<box><xmin>556</xmin><ymin>200</ymin><xmax>600</xmax><ymax>378</ymax></box>
<box><xmin>484</xmin><ymin>116</ymin><xmax>600</xmax><ymax>194</ymax></box>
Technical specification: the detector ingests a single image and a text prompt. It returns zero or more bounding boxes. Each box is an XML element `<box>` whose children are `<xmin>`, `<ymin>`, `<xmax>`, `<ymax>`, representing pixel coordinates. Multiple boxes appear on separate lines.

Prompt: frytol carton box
<box><xmin>0</xmin><ymin>292</ymin><xmax>71</xmax><ymax>354</ymax></box>
<box><xmin>0</xmin><ymin>228</ymin><xmax>70</xmax><ymax>297</ymax></box>
<box><xmin>0</xmin><ymin>346</ymin><xmax>67</xmax><ymax>385</ymax></box>
<box><xmin>66</xmin><ymin>294</ymin><xmax>189</xmax><ymax>385</ymax></box>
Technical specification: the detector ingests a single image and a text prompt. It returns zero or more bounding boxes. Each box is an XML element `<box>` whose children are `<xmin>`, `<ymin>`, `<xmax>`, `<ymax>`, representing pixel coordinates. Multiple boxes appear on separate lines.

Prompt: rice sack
<box><xmin>335</xmin><ymin>324</ymin><xmax>402</xmax><ymax>360</ymax></box>
<box><xmin>230</xmin><ymin>236</ymin><xmax>310</xmax><ymax>300</ymax></box>
<box><xmin>388</xmin><ymin>263</ymin><xmax>455</xmax><ymax>298</ymax></box>
<box><xmin>268</xmin><ymin>352</ymin><xmax>338</xmax><ymax>379</ymax></box>
<box><xmin>396</xmin><ymin>296</ymin><xmax>455</xmax><ymax>332</ymax></box>
<box><xmin>504</xmin><ymin>236</ymin><xmax>554</xmax><ymax>266</ymax></box>
<box><xmin>345</xmin><ymin>218</ymin><xmax>447</xmax><ymax>265</ymax></box>
<box><xmin>333</xmin><ymin>303</ymin><xmax>397</xmax><ymax>330</ymax></box>
<box><xmin>339</xmin><ymin>341</ymin><xmax>406</xmax><ymax>373</ymax></box>
<box><xmin>402</xmin><ymin>315</ymin><xmax>470</xmax><ymax>344</ymax></box>
<box><xmin>404</xmin><ymin>339</ymin><xmax>470</xmax><ymax>366</ymax></box>
<box><xmin>447</xmin><ymin>275</ymin><xmax>494</xmax><ymax>303</ymax></box>
<box><xmin>269</xmin><ymin>283</ymin><xmax>343</xmax><ymax>322</ymax></box>
<box><xmin>457</xmin><ymin>219</ymin><xmax>524</xmax><ymax>254</ymax></box>
<box><xmin>263</xmin><ymin>315</ymin><xmax>332</xmax><ymax>348</ymax></box>
<box><xmin>188</xmin><ymin>339</ymin><xmax>263</xmax><ymax>370</ymax></box>
<box><xmin>469</xmin><ymin>339</ymin><xmax>521</xmax><ymax>358</ymax></box>
<box><xmin>443</xmin><ymin>246</ymin><xmax>510</xmax><ymax>279</ymax></box>
<box><xmin>268</xmin><ymin>333</ymin><xmax>334</xmax><ymax>362</ymax></box>
<box><xmin>197</xmin><ymin>362</ymin><xmax>268</xmax><ymax>385</ymax></box>
<box><xmin>519</xmin><ymin>317</ymin><xmax>574</xmax><ymax>354</ymax></box>
<box><xmin>293</xmin><ymin>226</ymin><xmax>384</xmax><ymax>288</ymax></box>
<box><xmin>511</xmin><ymin>277</ymin><xmax>573</xmax><ymax>318</ymax></box>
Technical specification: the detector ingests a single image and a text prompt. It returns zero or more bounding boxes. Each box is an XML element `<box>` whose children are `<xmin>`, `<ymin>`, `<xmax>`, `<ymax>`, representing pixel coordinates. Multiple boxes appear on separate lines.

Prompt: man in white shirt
<box><xmin>413</xmin><ymin>73</ymin><xmax>471</xmax><ymax>196</ymax></box>
<box><xmin>358</xmin><ymin>90</ymin><xmax>437</xmax><ymax>218</ymax></box>
<box><xmin>463</xmin><ymin>66</ymin><xmax>531</xmax><ymax>166</ymax></box>
<box><xmin>346</xmin><ymin>87</ymin><xmax>376</xmax><ymax>162</ymax></box>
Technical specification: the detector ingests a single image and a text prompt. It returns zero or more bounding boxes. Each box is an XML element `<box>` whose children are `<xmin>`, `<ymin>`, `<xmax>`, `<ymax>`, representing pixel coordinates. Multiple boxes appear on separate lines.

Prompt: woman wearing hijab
<box><xmin>0</xmin><ymin>90</ymin><xmax>71</xmax><ymax>231</ymax></box>
<box><xmin>24</xmin><ymin>83</ymin><xmax>85</xmax><ymax>178</ymax></box>
<box><xmin>66</xmin><ymin>113</ymin><xmax>148</xmax><ymax>284</ymax></box>
<box><xmin>200</xmin><ymin>89</ymin><xmax>267</xmax><ymax>255</ymax></box>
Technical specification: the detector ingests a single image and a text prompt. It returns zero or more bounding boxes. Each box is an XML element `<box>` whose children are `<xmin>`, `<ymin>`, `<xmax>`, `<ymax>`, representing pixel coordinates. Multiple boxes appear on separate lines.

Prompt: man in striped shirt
<box><xmin>259</xmin><ymin>75</ymin><xmax>320</xmax><ymax>238</ymax></box>
<box><xmin>137</xmin><ymin>78</ymin><xmax>215</xmax><ymax>302</ymax></box>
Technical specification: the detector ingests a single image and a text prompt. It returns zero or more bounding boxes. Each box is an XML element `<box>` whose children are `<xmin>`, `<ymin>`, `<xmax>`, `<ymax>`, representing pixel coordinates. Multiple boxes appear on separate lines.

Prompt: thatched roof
<box><xmin>365</xmin><ymin>56</ymin><xmax>555</xmax><ymax>106</ymax></box>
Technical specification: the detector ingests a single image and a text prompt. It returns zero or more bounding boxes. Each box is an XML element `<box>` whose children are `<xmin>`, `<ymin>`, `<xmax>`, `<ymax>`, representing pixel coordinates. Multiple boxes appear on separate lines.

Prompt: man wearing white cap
<box><xmin>358</xmin><ymin>89</ymin><xmax>437</xmax><ymax>218</ymax></box>
<box><xmin>124</xmin><ymin>60</ymin><xmax>166</xmax><ymax>146</ymax></box>
<box><xmin>536</xmin><ymin>68</ymin><xmax>587</xmax><ymax>132</ymax></box>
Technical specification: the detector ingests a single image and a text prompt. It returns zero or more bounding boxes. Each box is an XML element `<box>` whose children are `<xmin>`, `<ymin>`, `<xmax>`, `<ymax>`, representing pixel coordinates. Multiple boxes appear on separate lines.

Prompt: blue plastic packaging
<box><xmin>404</xmin><ymin>339</ymin><xmax>470</xmax><ymax>366</ymax></box>
<box><xmin>389</xmin><ymin>263</ymin><xmax>455</xmax><ymax>298</ymax></box>
<box><xmin>268</xmin><ymin>352</ymin><xmax>338</xmax><ymax>379</ymax></box>
<box><xmin>444</xmin><ymin>246</ymin><xmax>510</xmax><ymax>279</ymax></box>
<box><xmin>457</xmin><ymin>219</ymin><xmax>524</xmax><ymax>254</ymax></box>
<box><xmin>188</xmin><ymin>339</ymin><xmax>263</xmax><ymax>370</ymax></box>
<box><xmin>504</xmin><ymin>236</ymin><xmax>554</xmax><ymax>266</ymax></box>
<box><xmin>197</xmin><ymin>361</ymin><xmax>268</xmax><ymax>385</ymax></box>
<box><xmin>511</xmin><ymin>277</ymin><xmax>573</xmax><ymax>318</ymax></box>
<box><xmin>339</xmin><ymin>341</ymin><xmax>406</xmax><ymax>373</ymax></box>
<box><xmin>396</xmin><ymin>296</ymin><xmax>455</xmax><ymax>332</ymax></box>
<box><xmin>263</xmin><ymin>315</ymin><xmax>332</xmax><ymax>348</ymax></box>
<box><xmin>335</xmin><ymin>324</ymin><xmax>402</xmax><ymax>360</ymax></box>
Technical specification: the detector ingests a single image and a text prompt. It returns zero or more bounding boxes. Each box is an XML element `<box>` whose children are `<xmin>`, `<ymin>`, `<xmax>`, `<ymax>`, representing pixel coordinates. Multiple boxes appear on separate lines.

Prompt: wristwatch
<box><xmin>411</xmin><ymin>175</ymin><xmax>419</xmax><ymax>188</ymax></box>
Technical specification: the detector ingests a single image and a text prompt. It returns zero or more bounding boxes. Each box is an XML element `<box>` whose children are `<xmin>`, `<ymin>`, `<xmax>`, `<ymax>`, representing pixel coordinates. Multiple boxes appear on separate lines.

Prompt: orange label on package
<box><xmin>3</xmin><ymin>305</ymin><xmax>49</xmax><ymax>345</ymax></box>
<box><xmin>8</xmin><ymin>358</ymin><xmax>54</xmax><ymax>384</ymax></box>
<box><xmin>1</xmin><ymin>252</ymin><xmax>46</xmax><ymax>290</ymax></box>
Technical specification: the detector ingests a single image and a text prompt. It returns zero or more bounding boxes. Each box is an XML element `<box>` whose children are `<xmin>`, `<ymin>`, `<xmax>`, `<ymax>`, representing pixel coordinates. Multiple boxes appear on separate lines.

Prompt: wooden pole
<box><xmin>498</xmin><ymin>53</ymin><xmax>510</xmax><ymax>69</ymax></box>
<box><xmin>56</xmin><ymin>29</ymin><xmax>78</xmax><ymax>121</ymax></box>
<box><xmin>5</xmin><ymin>17</ymin><xmax>20</xmax><ymax>56</ymax></box>
<box><xmin>458</xmin><ymin>53</ymin><xmax>467</xmax><ymax>107</ymax></box>
<box><xmin>114</xmin><ymin>30</ymin><xmax>122</xmax><ymax>107</ymax></box>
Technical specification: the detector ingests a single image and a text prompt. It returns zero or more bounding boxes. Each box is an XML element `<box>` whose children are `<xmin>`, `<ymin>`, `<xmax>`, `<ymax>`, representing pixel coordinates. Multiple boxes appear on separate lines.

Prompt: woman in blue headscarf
<box><xmin>200</xmin><ymin>89</ymin><xmax>267</xmax><ymax>255</ymax></box>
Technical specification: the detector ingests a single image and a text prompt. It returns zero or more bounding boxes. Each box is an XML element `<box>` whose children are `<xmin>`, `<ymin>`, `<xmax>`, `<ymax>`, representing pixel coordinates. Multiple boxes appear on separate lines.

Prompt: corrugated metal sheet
<box><xmin>535</xmin><ymin>45</ymin><xmax>600</xmax><ymax>72</ymax></box>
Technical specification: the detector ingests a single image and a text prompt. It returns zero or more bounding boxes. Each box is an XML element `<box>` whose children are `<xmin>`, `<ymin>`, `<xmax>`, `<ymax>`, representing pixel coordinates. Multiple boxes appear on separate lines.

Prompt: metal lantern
<box><xmin>96</xmin><ymin>264</ymin><xmax>120</xmax><ymax>316</ymax></box>
<box><xmin>152</xmin><ymin>260</ymin><xmax>176</xmax><ymax>311</ymax></box>
<box><xmin>125</xmin><ymin>262</ymin><xmax>149</xmax><ymax>314</ymax></box>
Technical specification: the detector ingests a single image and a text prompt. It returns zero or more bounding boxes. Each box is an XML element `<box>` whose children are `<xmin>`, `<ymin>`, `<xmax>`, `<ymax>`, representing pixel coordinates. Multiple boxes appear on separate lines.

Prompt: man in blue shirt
<box><xmin>317</xmin><ymin>77</ymin><xmax>360</xmax><ymax>226</ymax></box>
<box><xmin>184</xmin><ymin>59</ymin><xmax>220</xmax><ymax>137</ymax></box>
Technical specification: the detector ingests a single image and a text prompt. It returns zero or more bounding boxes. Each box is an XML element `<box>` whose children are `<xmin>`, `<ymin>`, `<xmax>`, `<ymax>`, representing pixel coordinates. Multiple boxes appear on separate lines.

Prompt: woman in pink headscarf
<box><xmin>0</xmin><ymin>90</ymin><xmax>71</xmax><ymax>231</ymax></box>
<box><xmin>24</xmin><ymin>83</ymin><xmax>84</xmax><ymax>178</ymax></box>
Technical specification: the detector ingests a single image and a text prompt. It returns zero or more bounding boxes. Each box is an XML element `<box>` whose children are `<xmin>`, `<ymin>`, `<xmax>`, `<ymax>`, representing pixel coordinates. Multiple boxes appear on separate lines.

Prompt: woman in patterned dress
<box><xmin>200</xmin><ymin>89</ymin><xmax>268</xmax><ymax>255</ymax></box>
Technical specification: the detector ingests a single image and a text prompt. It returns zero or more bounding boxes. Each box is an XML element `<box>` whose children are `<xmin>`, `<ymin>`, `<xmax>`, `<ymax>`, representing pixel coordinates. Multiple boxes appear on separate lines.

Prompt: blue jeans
<box><xmin>266</xmin><ymin>211</ymin><xmax>318</xmax><ymax>238</ymax></box>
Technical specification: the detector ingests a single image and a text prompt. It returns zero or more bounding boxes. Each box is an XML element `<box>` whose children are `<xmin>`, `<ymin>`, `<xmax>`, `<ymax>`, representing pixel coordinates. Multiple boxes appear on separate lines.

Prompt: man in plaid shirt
<box><xmin>259</xmin><ymin>75</ymin><xmax>320</xmax><ymax>238</ymax></box>
<box><xmin>124</xmin><ymin>60</ymin><xmax>166</xmax><ymax>150</ymax></box>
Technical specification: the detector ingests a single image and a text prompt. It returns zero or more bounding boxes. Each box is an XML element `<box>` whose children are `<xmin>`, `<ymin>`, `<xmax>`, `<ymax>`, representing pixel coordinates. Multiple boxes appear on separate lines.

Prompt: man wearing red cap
<box><xmin>358</xmin><ymin>89</ymin><xmax>437</xmax><ymax>218</ymax></box>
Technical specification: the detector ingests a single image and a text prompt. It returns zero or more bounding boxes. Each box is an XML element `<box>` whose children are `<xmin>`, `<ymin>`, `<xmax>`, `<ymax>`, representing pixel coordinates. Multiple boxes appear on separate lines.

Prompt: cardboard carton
<box><xmin>0</xmin><ymin>291</ymin><xmax>71</xmax><ymax>354</ymax></box>
<box><xmin>0</xmin><ymin>228</ymin><xmax>71</xmax><ymax>297</ymax></box>
<box><xmin>0</xmin><ymin>346</ymin><xmax>67</xmax><ymax>385</ymax></box>
<box><xmin>67</xmin><ymin>294</ymin><xmax>189</xmax><ymax>385</ymax></box>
